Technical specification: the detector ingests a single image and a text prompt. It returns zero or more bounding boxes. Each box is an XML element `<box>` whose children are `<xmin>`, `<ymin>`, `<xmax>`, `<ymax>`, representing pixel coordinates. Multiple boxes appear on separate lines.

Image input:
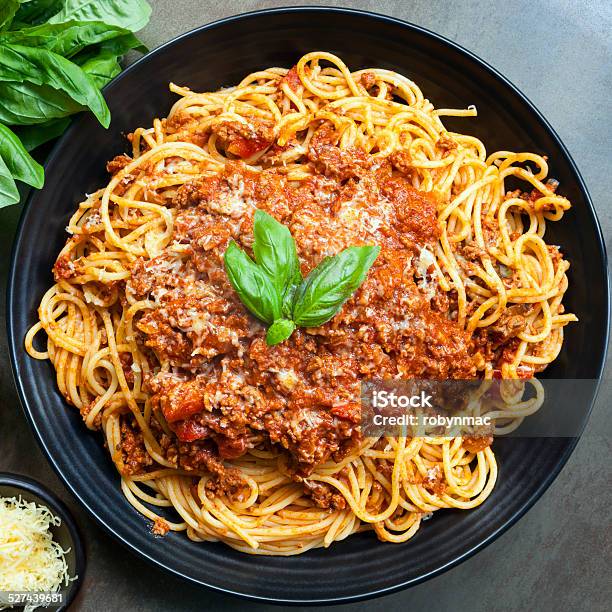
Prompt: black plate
<box><xmin>0</xmin><ymin>473</ymin><xmax>85</xmax><ymax>610</ymax></box>
<box><xmin>6</xmin><ymin>7</ymin><xmax>610</xmax><ymax>604</ymax></box>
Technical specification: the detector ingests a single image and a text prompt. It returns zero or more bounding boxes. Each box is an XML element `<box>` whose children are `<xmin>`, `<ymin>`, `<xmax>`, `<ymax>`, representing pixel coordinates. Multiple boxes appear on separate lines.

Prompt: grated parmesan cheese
<box><xmin>206</xmin><ymin>176</ymin><xmax>255</xmax><ymax>218</ymax></box>
<box><xmin>276</xmin><ymin>369</ymin><xmax>300</xmax><ymax>391</ymax></box>
<box><xmin>415</xmin><ymin>246</ymin><xmax>438</xmax><ymax>300</ymax></box>
<box><xmin>0</xmin><ymin>497</ymin><xmax>73</xmax><ymax>606</ymax></box>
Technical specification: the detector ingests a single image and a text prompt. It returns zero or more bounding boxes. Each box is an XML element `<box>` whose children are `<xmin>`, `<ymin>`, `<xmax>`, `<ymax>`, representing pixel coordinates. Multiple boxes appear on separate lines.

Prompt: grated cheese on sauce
<box><xmin>0</xmin><ymin>497</ymin><xmax>72</xmax><ymax>604</ymax></box>
<box><xmin>276</xmin><ymin>369</ymin><xmax>300</xmax><ymax>391</ymax></box>
<box><xmin>415</xmin><ymin>246</ymin><xmax>438</xmax><ymax>300</ymax></box>
<box><xmin>207</xmin><ymin>176</ymin><xmax>255</xmax><ymax>218</ymax></box>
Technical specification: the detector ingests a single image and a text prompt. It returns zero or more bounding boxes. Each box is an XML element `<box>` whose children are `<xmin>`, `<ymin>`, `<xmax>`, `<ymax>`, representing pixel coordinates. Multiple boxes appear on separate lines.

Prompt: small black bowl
<box><xmin>0</xmin><ymin>473</ymin><xmax>85</xmax><ymax>611</ymax></box>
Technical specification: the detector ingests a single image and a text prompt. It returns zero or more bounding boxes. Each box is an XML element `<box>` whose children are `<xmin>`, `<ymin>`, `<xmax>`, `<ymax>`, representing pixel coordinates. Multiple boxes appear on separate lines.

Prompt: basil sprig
<box><xmin>224</xmin><ymin>210</ymin><xmax>380</xmax><ymax>345</ymax></box>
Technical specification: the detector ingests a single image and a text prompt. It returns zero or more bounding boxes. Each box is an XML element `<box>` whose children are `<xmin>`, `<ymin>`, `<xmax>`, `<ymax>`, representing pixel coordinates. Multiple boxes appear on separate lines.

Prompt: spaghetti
<box><xmin>26</xmin><ymin>52</ymin><xmax>576</xmax><ymax>554</ymax></box>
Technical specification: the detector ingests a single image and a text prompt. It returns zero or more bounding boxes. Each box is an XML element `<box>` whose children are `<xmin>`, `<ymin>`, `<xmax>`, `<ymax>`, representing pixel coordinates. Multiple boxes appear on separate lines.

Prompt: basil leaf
<box><xmin>71</xmin><ymin>33</ymin><xmax>148</xmax><ymax>88</ymax></box>
<box><xmin>0</xmin><ymin>154</ymin><xmax>20</xmax><ymax>208</ymax></box>
<box><xmin>266</xmin><ymin>319</ymin><xmax>296</xmax><ymax>346</ymax></box>
<box><xmin>0</xmin><ymin>1</ymin><xmax>20</xmax><ymax>31</ymax></box>
<box><xmin>0</xmin><ymin>43</ymin><xmax>110</xmax><ymax>127</ymax></box>
<box><xmin>253</xmin><ymin>209</ymin><xmax>302</xmax><ymax>296</ymax></box>
<box><xmin>6</xmin><ymin>21</ymin><xmax>134</xmax><ymax>58</ymax></box>
<box><xmin>13</xmin><ymin>1</ymin><xmax>64</xmax><ymax>27</ymax></box>
<box><xmin>73</xmin><ymin>32</ymin><xmax>148</xmax><ymax>61</ymax></box>
<box><xmin>224</xmin><ymin>240</ymin><xmax>281</xmax><ymax>324</ymax></box>
<box><xmin>49</xmin><ymin>0</ymin><xmax>152</xmax><ymax>33</ymax></box>
<box><xmin>0</xmin><ymin>81</ymin><xmax>83</xmax><ymax>125</ymax></box>
<box><xmin>80</xmin><ymin>52</ymin><xmax>121</xmax><ymax>88</ymax></box>
<box><xmin>292</xmin><ymin>246</ymin><xmax>380</xmax><ymax>327</ymax></box>
<box><xmin>0</xmin><ymin>122</ymin><xmax>44</xmax><ymax>188</ymax></box>
<box><xmin>15</xmin><ymin>117</ymin><xmax>71</xmax><ymax>151</ymax></box>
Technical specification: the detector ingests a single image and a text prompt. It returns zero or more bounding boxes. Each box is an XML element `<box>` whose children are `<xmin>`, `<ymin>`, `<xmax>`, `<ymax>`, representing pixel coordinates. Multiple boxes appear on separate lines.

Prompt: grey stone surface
<box><xmin>0</xmin><ymin>1</ymin><xmax>610</xmax><ymax>610</ymax></box>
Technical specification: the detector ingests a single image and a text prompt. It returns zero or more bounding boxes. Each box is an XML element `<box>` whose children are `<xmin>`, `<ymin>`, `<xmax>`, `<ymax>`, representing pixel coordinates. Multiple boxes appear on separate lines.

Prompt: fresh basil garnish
<box><xmin>0</xmin><ymin>0</ymin><xmax>150</xmax><ymax>208</ymax></box>
<box><xmin>0</xmin><ymin>43</ymin><xmax>111</xmax><ymax>127</ymax></box>
<box><xmin>0</xmin><ymin>122</ymin><xmax>44</xmax><ymax>188</ymax></box>
<box><xmin>266</xmin><ymin>318</ymin><xmax>296</xmax><ymax>346</ymax></box>
<box><xmin>224</xmin><ymin>240</ymin><xmax>281</xmax><ymax>324</ymax></box>
<box><xmin>292</xmin><ymin>246</ymin><xmax>380</xmax><ymax>327</ymax></box>
<box><xmin>48</xmin><ymin>0</ymin><xmax>152</xmax><ymax>32</ymax></box>
<box><xmin>252</xmin><ymin>209</ymin><xmax>302</xmax><ymax>300</ymax></box>
<box><xmin>224</xmin><ymin>210</ymin><xmax>380</xmax><ymax>346</ymax></box>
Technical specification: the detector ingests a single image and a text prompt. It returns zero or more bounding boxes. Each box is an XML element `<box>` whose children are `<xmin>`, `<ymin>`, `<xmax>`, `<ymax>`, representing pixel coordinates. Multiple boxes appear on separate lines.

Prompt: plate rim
<box><xmin>6</xmin><ymin>6</ymin><xmax>610</xmax><ymax>604</ymax></box>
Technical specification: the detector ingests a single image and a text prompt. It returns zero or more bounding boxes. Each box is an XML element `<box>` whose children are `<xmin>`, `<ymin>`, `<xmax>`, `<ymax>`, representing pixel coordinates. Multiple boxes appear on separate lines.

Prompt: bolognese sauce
<box><xmin>125</xmin><ymin>124</ymin><xmax>477</xmax><ymax>486</ymax></box>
